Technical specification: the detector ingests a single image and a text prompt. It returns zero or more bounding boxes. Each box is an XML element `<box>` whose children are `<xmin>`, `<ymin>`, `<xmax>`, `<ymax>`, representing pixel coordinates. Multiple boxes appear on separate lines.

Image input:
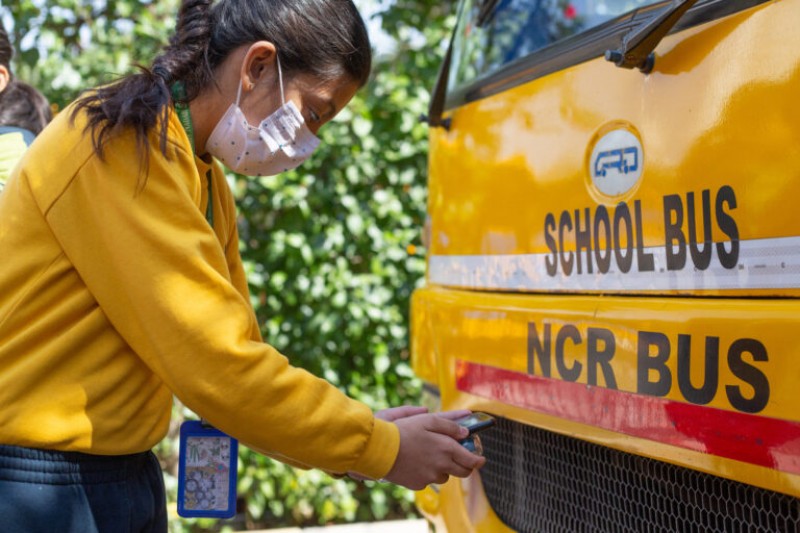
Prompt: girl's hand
<box><xmin>375</xmin><ymin>405</ymin><xmax>429</xmax><ymax>422</ymax></box>
<box><xmin>348</xmin><ymin>407</ymin><xmax>485</xmax><ymax>486</ymax></box>
<box><xmin>381</xmin><ymin>412</ymin><xmax>486</xmax><ymax>490</ymax></box>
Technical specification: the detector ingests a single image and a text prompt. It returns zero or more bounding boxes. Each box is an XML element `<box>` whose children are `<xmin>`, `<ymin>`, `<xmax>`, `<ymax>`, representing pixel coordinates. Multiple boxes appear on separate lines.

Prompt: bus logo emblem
<box><xmin>595</xmin><ymin>147</ymin><xmax>639</xmax><ymax>177</ymax></box>
<box><xmin>588</xmin><ymin>127</ymin><xmax>644</xmax><ymax>198</ymax></box>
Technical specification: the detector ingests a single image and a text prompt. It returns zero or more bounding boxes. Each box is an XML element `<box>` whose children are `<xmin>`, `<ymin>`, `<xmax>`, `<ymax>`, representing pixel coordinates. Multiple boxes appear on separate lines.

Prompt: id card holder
<box><xmin>177</xmin><ymin>420</ymin><xmax>238</xmax><ymax>519</ymax></box>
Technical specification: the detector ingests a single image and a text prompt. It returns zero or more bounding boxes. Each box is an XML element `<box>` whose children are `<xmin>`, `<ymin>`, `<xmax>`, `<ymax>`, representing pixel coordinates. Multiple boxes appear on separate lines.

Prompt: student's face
<box><xmin>241</xmin><ymin>72</ymin><xmax>359</xmax><ymax>136</ymax></box>
<box><xmin>236</xmin><ymin>44</ymin><xmax>360</xmax><ymax>136</ymax></box>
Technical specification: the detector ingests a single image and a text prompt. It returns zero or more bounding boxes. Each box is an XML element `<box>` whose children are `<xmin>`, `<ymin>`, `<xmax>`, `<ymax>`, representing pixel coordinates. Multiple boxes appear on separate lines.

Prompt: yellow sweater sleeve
<box><xmin>42</xmin><ymin>114</ymin><xmax>399</xmax><ymax>479</ymax></box>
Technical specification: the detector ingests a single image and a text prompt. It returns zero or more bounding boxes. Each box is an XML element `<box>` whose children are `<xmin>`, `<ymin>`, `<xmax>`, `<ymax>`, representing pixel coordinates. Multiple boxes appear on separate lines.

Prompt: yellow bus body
<box><xmin>413</xmin><ymin>0</ymin><xmax>800</xmax><ymax>530</ymax></box>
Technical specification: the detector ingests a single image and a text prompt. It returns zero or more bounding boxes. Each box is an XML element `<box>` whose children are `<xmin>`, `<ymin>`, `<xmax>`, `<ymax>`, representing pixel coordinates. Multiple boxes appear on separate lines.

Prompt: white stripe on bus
<box><xmin>428</xmin><ymin>236</ymin><xmax>800</xmax><ymax>291</ymax></box>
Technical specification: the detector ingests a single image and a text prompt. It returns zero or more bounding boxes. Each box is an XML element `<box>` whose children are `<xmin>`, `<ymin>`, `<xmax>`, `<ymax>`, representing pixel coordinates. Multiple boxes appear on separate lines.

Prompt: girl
<box><xmin>0</xmin><ymin>1</ymin><xmax>483</xmax><ymax>531</ymax></box>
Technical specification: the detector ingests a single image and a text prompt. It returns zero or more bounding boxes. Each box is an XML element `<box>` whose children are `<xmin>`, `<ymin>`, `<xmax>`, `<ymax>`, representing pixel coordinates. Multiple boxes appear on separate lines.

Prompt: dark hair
<box><xmin>0</xmin><ymin>20</ymin><xmax>13</xmax><ymax>95</ymax></box>
<box><xmin>0</xmin><ymin>80</ymin><xmax>52</xmax><ymax>134</ymax></box>
<box><xmin>73</xmin><ymin>0</ymin><xmax>372</xmax><ymax>161</ymax></box>
<box><xmin>0</xmin><ymin>21</ymin><xmax>12</xmax><ymax>70</ymax></box>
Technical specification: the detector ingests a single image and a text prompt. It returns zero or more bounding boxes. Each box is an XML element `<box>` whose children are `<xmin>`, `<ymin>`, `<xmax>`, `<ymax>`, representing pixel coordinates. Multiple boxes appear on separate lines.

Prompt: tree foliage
<box><xmin>3</xmin><ymin>0</ymin><xmax>456</xmax><ymax>530</ymax></box>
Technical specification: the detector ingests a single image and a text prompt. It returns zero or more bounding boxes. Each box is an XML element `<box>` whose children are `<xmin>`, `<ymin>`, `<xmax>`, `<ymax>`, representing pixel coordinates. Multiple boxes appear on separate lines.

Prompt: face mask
<box><xmin>206</xmin><ymin>56</ymin><xmax>320</xmax><ymax>176</ymax></box>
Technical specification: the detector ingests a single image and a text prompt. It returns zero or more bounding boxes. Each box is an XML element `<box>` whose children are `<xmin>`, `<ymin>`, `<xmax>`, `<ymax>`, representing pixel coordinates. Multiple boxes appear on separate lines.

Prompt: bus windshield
<box><xmin>450</xmin><ymin>0</ymin><xmax>664</xmax><ymax>88</ymax></box>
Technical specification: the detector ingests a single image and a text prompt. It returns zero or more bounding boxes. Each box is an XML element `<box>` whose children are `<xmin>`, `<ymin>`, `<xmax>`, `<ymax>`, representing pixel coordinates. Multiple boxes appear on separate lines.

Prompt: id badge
<box><xmin>177</xmin><ymin>420</ymin><xmax>238</xmax><ymax>519</ymax></box>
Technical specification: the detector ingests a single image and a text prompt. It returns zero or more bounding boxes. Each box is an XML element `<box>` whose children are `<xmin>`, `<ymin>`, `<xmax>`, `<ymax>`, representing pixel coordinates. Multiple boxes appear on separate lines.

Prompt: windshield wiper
<box><xmin>605</xmin><ymin>0</ymin><xmax>700</xmax><ymax>73</ymax></box>
<box><xmin>477</xmin><ymin>0</ymin><xmax>501</xmax><ymax>27</ymax></box>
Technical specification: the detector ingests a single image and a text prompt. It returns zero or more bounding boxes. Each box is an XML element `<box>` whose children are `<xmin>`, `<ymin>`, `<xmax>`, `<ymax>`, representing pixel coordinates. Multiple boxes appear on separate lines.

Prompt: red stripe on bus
<box><xmin>455</xmin><ymin>360</ymin><xmax>800</xmax><ymax>476</ymax></box>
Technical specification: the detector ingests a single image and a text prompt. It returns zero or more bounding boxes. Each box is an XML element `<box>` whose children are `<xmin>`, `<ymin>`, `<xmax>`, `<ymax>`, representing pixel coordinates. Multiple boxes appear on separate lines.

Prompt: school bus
<box><xmin>411</xmin><ymin>0</ymin><xmax>800</xmax><ymax>531</ymax></box>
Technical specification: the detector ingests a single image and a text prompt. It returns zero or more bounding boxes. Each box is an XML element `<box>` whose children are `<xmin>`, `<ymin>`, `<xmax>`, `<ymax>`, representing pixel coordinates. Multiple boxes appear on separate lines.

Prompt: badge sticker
<box><xmin>177</xmin><ymin>420</ymin><xmax>238</xmax><ymax>519</ymax></box>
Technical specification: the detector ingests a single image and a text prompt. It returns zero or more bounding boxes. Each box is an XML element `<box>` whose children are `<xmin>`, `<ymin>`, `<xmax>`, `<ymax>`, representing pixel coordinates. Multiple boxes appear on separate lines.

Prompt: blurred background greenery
<box><xmin>2</xmin><ymin>0</ymin><xmax>456</xmax><ymax>530</ymax></box>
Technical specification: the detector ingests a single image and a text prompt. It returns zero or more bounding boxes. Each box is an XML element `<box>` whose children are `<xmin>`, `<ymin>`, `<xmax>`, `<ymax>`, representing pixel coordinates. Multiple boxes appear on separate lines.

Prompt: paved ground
<box><xmin>257</xmin><ymin>519</ymin><xmax>430</xmax><ymax>533</ymax></box>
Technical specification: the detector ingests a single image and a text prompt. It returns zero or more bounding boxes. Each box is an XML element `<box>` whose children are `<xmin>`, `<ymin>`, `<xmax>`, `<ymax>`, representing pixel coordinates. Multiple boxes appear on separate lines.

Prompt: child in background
<box><xmin>0</xmin><ymin>80</ymin><xmax>53</xmax><ymax>189</ymax></box>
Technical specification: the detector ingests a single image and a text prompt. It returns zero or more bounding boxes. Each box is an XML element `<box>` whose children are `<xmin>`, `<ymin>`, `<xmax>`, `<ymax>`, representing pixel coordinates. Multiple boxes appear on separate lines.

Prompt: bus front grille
<box><xmin>479</xmin><ymin>416</ymin><xmax>800</xmax><ymax>532</ymax></box>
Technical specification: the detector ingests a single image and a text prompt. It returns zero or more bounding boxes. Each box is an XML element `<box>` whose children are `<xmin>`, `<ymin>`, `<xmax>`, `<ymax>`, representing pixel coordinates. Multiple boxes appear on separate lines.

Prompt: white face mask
<box><xmin>206</xmin><ymin>57</ymin><xmax>320</xmax><ymax>176</ymax></box>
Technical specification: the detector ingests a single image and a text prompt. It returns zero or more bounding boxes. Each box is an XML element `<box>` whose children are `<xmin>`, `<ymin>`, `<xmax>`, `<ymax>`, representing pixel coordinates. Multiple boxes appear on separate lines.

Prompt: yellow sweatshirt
<box><xmin>0</xmin><ymin>103</ymin><xmax>399</xmax><ymax>480</ymax></box>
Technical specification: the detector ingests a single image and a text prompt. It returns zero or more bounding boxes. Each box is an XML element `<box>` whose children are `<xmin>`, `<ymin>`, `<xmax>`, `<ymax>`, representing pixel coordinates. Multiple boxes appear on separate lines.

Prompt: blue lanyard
<box><xmin>172</xmin><ymin>82</ymin><xmax>213</xmax><ymax>227</ymax></box>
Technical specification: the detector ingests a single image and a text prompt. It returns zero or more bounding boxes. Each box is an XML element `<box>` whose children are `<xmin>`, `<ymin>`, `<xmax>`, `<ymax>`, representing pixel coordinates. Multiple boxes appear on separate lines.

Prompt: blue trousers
<box><xmin>0</xmin><ymin>445</ymin><xmax>167</xmax><ymax>533</ymax></box>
